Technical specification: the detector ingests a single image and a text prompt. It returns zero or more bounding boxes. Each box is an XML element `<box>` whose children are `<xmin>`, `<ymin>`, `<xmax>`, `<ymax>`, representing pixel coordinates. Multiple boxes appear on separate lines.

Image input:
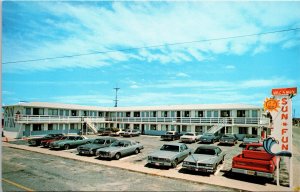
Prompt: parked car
<box><xmin>122</xmin><ymin>129</ymin><xmax>141</xmax><ymax>137</ymax></box>
<box><xmin>119</xmin><ymin>129</ymin><xmax>127</xmax><ymax>136</ymax></box>
<box><xmin>77</xmin><ymin>137</ymin><xmax>118</xmax><ymax>155</ymax></box>
<box><xmin>242</xmin><ymin>134</ymin><xmax>261</xmax><ymax>146</ymax></box>
<box><xmin>28</xmin><ymin>133</ymin><xmax>64</xmax><ymax>146</ymax></box>
<box><xmin>180</xmin><ymin>132</ymin><xmax>202</xmax><ymax>143</ymax></box>
<box><xmin>219</xmin><ymin>134</ymin><xmax>238</xmax><ymax>145</ymax></box>
<box><xmin>98</xmin><ymin>128</ymin><xmax>112</xmax><ymax>136</ymax></box>
<box><xmin>199</xmin><ymin>133</ymin><xmax>220</xmax><ymax>143</ymax></box>
<box><xmin>96</xmin><ymin>140</ymin><xmax>144</xmax><ymax>160</ymax></box>
<box><xmin>49</xmin><ymin>135</ymin><xmax>92</xmax><ymax>150</ymax></box>
<box><xmin>161</xmin><ymin>131</ymin><xmax>182</xmax><ymax>141</ymax></box>
<box><xmin>182</xmin><ymin>145</ymin><xmax>225</xmax><ymax>173</ymax></box>
<box><xmin>147</xmin><ymin>143</ymin><xmax>192</xmax><ymax>168</ymax></box>
<box><xmin>232</xmin><ymin>143</ymin><xmax>278</xmax><ymax>178</ymax></box>
<box><xmin>41</xmin><ymin>135</ymin><xmax>65</xmax><ymax>147</ymax></box>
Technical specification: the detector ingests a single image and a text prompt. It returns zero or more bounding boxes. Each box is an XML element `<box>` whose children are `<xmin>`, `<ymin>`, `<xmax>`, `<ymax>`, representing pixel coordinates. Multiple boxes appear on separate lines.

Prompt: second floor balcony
<box><xmin>13</xmin><ymin>114</ymin><xmax>270</xmax><ymax>126</ymax></box>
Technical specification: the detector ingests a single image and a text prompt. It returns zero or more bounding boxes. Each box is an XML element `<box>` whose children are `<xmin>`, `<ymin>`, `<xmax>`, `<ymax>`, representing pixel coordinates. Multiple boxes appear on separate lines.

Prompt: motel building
<box><xmin>2</xmin><ymin>102</ymin><xmax>270</xmax><ymax>138</ymax></box>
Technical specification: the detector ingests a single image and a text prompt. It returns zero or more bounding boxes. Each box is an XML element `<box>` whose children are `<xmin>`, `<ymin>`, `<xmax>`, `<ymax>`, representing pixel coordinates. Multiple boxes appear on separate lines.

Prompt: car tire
<box><xmin>171</xmin><ymin>159</ymin><xmax>178</xmax><ymax>168</ymax></box>
<box><xmin>220</xmin><ymin>157</ymin><xmax>224</xmax><ymax>164</ymax></box>
<box><xmin>115</xmin><ymin>153</ymin><xmax>121</xmax><ymax>160</ymax></box>
<box><xmin>134</xmin><ymin>148</ymin><xmax>140</xmax><ymax>154</ymax></box>
<box><xmin>64</xmin><ymin>144</ymin><xmax>70</xmax><ymax>150</ymax></box>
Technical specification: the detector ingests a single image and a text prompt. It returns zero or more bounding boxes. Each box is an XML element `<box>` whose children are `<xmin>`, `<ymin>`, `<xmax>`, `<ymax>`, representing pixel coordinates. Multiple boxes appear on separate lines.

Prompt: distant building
<box><xmin>3</xmin><ymin>102</ymin><xmax>270</xmax><ymax>138</ymax></box>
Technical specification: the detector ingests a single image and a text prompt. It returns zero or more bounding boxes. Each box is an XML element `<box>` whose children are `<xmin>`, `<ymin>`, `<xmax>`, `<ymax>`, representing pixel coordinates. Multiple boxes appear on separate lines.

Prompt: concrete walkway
<box><xmin>2</xmin><ymin>141</ymin><xmax>289</xmax><ymax>192</ymax></box>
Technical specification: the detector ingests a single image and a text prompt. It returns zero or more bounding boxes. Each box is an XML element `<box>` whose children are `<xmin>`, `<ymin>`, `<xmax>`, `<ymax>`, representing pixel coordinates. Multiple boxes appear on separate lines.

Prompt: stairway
<box><xmin>207</xmin><ymin>124</ymin><xmax>224</xmax><ymax>134</ymax></box>
<box><xmin>84</xmin><ymin>118</ymin><xmax>98</xmax><ymax>134</ymax></box>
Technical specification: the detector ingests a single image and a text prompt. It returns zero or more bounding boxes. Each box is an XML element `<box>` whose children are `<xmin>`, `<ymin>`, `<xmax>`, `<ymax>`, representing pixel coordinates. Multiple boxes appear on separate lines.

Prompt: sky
<box><xmin>2</xmin><ymin>1</ymin><xmax>300</xmax><ymax>117</ymax></box>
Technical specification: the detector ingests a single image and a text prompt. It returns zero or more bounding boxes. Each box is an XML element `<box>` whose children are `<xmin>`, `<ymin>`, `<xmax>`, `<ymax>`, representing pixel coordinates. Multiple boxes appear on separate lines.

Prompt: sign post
<box><xmin>263</xmin><ymin>87</ymin><xmax>297</xmax><ymax>189</ymax></box>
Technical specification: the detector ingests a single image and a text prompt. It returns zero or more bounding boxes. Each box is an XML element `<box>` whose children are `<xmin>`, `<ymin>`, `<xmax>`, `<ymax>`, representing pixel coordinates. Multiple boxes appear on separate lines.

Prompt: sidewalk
<box><xmin>2</xmin><ymin>141</ymin><xmax>290</xmax><ymax>192</ymax></box>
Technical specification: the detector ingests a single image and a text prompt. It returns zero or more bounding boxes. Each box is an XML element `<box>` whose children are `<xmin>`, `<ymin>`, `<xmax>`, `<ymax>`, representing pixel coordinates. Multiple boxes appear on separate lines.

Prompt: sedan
<box><xmin>77</xmin><ymin>137</ymin><xmax>118</xmax><ymax>155</ymax></box>
<box><xmin>242</xmin><ymin>134</ymin><xmax>261</xmax><ymax>146</ymax></box>
<box><xmin>182</xmin><ymin>145</ymin><xmax>225</xmax><ymax>173</ymax></box>
<box><xmin>219</xmin><ymin>134</ymin><xmax>238</xmax><ymax>145</ymax></box>
<box><xmin>49</xmin><ymin>135</ymin><xmax>93</xmax><ymax>150</ymax></box>
<box><xmin>147</xmin><ymin>143</ymin><xmax>192</xmax><ymax>168</ymax></box>
<box><xmin>180</xmin><ymin>132</ymin><xmax>201</xmax><ymax>143</ymax></box>
<box><xmin>199</xmin><ymin>133</ymin><xmax>220</xmax><ymax>144</ymax></box>
<box><xmin>96</xmin><ymin>140</ymin><xmax>143</xmax><ymax>160</ymax></box>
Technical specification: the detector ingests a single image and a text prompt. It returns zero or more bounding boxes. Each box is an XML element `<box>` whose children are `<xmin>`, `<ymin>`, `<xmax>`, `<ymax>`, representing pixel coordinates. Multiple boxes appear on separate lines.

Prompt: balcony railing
<box><xmin>14</xmin><ymin>115</ymin><xmax>270</xmax><ymax>126</ymax></box>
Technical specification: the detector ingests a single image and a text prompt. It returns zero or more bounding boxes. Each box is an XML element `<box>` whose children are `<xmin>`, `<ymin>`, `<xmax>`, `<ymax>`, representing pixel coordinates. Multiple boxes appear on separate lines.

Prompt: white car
<box><xmin>180</xmin><ymin>132</ymin><xmax>202</xmax><ymax>143</ymax></box>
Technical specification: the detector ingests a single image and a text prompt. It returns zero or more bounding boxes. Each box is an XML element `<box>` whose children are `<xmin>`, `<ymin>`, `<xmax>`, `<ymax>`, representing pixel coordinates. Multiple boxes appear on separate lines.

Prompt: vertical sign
<box><xmin>263</xmin><ymin>87</ymin><xmax>297</xmax><ymax>188</ymax></box>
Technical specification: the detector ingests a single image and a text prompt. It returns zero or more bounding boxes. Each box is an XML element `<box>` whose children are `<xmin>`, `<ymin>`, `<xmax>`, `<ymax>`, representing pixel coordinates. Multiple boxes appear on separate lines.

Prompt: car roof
<box><xmin>196</xmin><ymin>145</ymin><xmax>219</xmax><ymax>150</ymax></box>
<box><xmin>115</xmin><ymin>140</ymin><xmax>131</xmax><ymax>143</ymax></box>
<box><xmin>162</xmin><ymin>142</ymin><xmax>182</xmax><ymax>147</ymax></box>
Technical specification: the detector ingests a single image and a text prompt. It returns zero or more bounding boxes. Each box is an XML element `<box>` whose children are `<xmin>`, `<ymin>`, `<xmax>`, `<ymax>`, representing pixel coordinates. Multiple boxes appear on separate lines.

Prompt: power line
<box><xmin>3</xmin><ymin>27</ymin><xmax>300</xmax><ymax>65</ymax></box>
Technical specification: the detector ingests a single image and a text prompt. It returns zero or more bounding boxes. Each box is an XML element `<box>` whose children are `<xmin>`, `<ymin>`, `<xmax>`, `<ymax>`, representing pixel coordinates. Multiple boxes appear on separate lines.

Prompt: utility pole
<box><xmin>113</xmin><ymin>86</ymin><xmax>120</xmax><ymax>107</ymax></box>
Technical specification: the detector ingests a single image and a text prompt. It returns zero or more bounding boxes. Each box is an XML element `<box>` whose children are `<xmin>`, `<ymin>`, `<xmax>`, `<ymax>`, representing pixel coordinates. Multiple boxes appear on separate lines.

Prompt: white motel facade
<box><xmin>2</xmin><ymin>102</ymin><xmax>270</xmax><ymax>138</ymax></box>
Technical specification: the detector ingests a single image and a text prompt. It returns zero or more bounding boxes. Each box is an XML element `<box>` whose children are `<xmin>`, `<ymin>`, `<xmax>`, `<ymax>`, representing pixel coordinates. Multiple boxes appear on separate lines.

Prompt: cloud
<box><xmin>176</xmin><ymin>72</ymin><xmax>189</xmax><ymax>77</ymax></box>
<box><xmin>225</xmin><ymin>65</ymin><xmax>235</xmax><ymax>69</ymax></box>
<box><xmin>3</xmin><ymin>1</ymin><xmax>300</xmax><ymax>72</ymax></box>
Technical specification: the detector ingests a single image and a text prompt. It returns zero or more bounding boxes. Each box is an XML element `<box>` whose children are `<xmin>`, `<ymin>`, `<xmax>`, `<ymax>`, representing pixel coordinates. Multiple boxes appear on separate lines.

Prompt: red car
<box><xmin>41</xmin><ymin>135</ymin><xmax>65</xmax><ymax>147</ymax></box>
<box><xmin>231</xmin><ymin>143</ymin><xmax>279</xmax><ymax>179</ymax></box>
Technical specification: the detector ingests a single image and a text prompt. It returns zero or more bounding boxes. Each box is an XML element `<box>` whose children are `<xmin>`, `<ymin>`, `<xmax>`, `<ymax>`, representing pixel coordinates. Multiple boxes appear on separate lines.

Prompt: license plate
<box><xmin>225</xmin><ymin>140</ymin><xmax>228</xmax><ymax>142</ymax></box>
<box><xmin>246</xmin><ymin>170</ymin><xmax>255</xmax><ymax>175</ymax></box>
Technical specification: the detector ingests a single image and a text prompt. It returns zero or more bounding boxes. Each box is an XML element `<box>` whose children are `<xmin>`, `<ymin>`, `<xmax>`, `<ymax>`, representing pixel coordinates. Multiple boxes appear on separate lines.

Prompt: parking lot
<box><xmin>5</xmin><ymin>133</ymin><xmax>291</xmax><ymax>191</ymax></box>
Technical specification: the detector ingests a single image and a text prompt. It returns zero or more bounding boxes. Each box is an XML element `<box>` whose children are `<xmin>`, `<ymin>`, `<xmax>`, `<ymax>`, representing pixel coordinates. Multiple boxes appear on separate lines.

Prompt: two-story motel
<box><xmin>2</xmin><ymin>102</ymin><xmax>270</xmax><ymax>138</ymax></box>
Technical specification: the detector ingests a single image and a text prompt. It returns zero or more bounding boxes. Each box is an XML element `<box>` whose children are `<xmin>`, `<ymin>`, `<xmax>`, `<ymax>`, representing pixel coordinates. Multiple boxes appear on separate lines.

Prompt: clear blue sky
<box><xmin>2</xmin><ymin>1</ymin><xmax>300</xmax><ymax>117</ymax></box>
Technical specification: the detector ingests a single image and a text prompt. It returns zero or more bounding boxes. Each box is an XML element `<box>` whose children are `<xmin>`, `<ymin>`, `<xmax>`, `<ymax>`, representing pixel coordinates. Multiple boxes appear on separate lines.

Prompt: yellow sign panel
<box><xmin>264</xmin><ymin>98</ymin><xmax>280</xmax><ymax>112</ymax></box>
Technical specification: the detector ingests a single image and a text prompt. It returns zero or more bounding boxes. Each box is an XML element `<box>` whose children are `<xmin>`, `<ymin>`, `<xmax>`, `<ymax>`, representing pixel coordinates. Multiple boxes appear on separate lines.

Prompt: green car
<box><xmin>49</xmin><ymin>135</ymin><xmax>93</xmax><ymax>150</ymax></box>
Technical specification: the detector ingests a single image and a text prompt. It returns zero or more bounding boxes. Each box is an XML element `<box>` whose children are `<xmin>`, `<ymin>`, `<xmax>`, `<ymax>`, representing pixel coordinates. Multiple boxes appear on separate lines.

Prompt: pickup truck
<box><xmin>231</xmin><ymin>143</ymin><xmax>278</xmax><ymax>179</ymax></box>
<box><xmin>161</xmin><ymin>131</ymin><xmax>182</xmax><ymax>141</ymax></box>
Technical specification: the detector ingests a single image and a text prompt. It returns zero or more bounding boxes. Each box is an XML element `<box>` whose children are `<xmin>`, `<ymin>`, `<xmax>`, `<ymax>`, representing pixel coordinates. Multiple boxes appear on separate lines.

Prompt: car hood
<box><xmin>97</xmin><ymin>146</ymin><xmax>122</xmax><ymax>153</ymax></box>
<box><xmin>149</xmin><ymin>150</ymin><xmax>179</xmax><ymax>159</ymax></box>
<box><xmin>52</xmin><ymin>140</ymin><xmax>71</xmax><ymax>145</ymax></box>
<box><xmin>184</xmin><ymin>154</ymin><xmax>218</xmax><ymax>164</ymax></box>
<box><xmin>78</xmin><ymin>144</ymin><xmax>105</xmax><ymax>150</ymax></box>
<box><xmin>200</xmin><ymin>136</ymin><xmax>214</xmax><ymax>139</ymax></box>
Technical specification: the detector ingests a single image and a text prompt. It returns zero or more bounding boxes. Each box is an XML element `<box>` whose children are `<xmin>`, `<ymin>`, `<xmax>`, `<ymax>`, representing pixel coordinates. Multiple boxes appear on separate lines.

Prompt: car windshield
<box><xmin>111</xmin><ymin>141</ymin><xmax>126</xmax><ymax>147</ymax></box>
<box><xmin>194</xmin><ymin>148</ymin><xmax>216</xmax><ymax>155</ymax></box>
<box><xmin>245</xmin><ymin>135</ymin><xmax>258</xmax><ymax>139</ymax></box>
<box><xmin>223</xmin><ymin>135</ymin><xmax>235</xmax><ymax>138</ymax></box>
<box><xmin>160</xmin><ymin>145</ymin><xmax>179</xmax><ymax>152</ymax></box>
<box><xmin>203</xmin><ymin>133</ymin><xmax>213</xmax><ymax>136</ymax></box>
<box><xmin>184</xmin><ymin>133</ymin><xmax>194</xmax><ymax>136</ymax></box>
<box><xmin>60</xmin><ymin>136</ymin><xmax>68</xmax><ymax>140</ymax></box>
<box><xmin>166</xmin><ymin>132</ymin><xmax>174</xmax><ymax>135</ymax></box>
<box><xmin>93</xmin><ymin>139</ymin><xmax>106</xmax><ymax>144</ymax></box>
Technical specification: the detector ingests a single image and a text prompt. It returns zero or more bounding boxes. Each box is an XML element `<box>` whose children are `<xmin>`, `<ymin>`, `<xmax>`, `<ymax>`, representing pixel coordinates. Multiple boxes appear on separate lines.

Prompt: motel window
<box><xmin>207</xmin><ymin>111</ymin><xmax>212</xmax><ymax>117</ymax></box>
<box><xmin>98</xmin><ymin>112</ymin><xmax>103</xmax><ymax>117</ymax></box>
<box><xmin>161</xmin><ymin>111</ymin><xmax>168</xmax><ymax>117</ymax></box>
<box><xmin>134</xmin><ymin>112</ymin><xmax>140</xmax><ymax>117</ymax></box>
<box><xmin>48</xmin><ymin>109</ymin><xmax>58</xmax><ymax>116</ymax></box>
<box><xmin>221</xmin><ymin>110</ymin><xmax>230</xmax><ymax>117</ymax></box>
<box><xmin>70</xmin><ymin>124</ymin><xmax>75</xmax><ymax>130</ymax></box>
<box><xmin>25</xmin><ymin>108</ymin><xmax>31</xmax><ymax>115</ymax></box>
<box><xmin>182</xmin><ymin>125</ymin><xmax>187</xmax><ymax>132</ymax></box>
<box><xmin>150</xmin><ymin>125</ymin><xmax>157</xmax><ymax>130</ymax></box>
<box><xmin>238</xmin><ymin>127</ymin><xmax>248</xmax><ymax>134</ymax></box>
<box><xmin>170</xmin><ymin>111</ymin><xmax>176</xmax><ymax>117</ymax></box>
<box><xmin>151</xmin><ymin>111</ymin><xmax>157</xmax><ymax>117</ymax></box>
<box><xmin>48</xmin><ymin>124</ymin><xmax>53</xmax><ymax>130</ymax></box>
<box><xmin>195</xmin><ymin>126</ymin><xmax>203</xmax><ymax>135</ymax></box>
<box><xmin>59</xmin><ymin>124</ymin><xmax>63</xmax><ymax>130</ymax></box>
<box><xmin>134</xmin><ymin>124</ymin><xmax>140</xmax><ymax>130</ymax></box>
<box><xmin>126</xmin><ymin>112</ymin><xmax>131</xmax><ymax>117</ymax></box>
<box><xmin>71</xmin><ymin>110</ymin><xmax>77</xmax><ymax>116</ymax></box>
<box><xmin>32</xmin><ymin>124</ymin><xmax>42</xmax><ymax>131</ymax></box>
<box><xmin>237</xmin><ymin>110</ymin><xmax>246</xmax><ymax>117</ymax></box>
<box><xmin>213</xmin><ymin>111</ymin><xmax>218</xmax><ymax>117</ymax></box>
<box><xmin>161</xmin><ymin>125</ymin><xmax>169</xmax><ymax>131</ymax></box>
<box><xmin>65</xmin><ymin>110</ymin><xmax>69</xmax><ymax>116</ymax></box>
<box><xmin>33</xmin><ymin>108</ymin><xmax>44</xmax><ymax>115</ymax></box>
<box><xmin>59</xmin><ymin>110</ymin><xmax>64</xmax><ymax>116</ymax></box>
<box><xmin>196</xmin><ymin>111</ymin><xmax>204</xmax><ymax>117</ymax></box>
<box><xmin>184</xmin><ymin>111</ymin><xmax>190</xmax><ymax>117</ymax></box>
<box><xmin>252</xmin><ymin>110</ymin><xmax>258</xmax><ymax>117</ymax></box>
<box><xmin>170</xmin><ymin>125</ymin><xmax>175</xmax><ymax>131</ymax></box>
<box><xmin>64</xmin><ymin>124</ymin><xmax>69</xmax><ymax>130</ymax></box>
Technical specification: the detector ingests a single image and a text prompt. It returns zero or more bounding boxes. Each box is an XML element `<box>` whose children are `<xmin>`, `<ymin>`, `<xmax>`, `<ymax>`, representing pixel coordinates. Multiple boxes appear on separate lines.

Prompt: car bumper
<box><xmin>50</xmin><ymin>145</ymin><xmax>62</xmax><ymax>149</ymax></box>
<box><xmin>231</xmin><ymin>168</ymin><xmax>274</xmax><ymax>178</ymax></box>
<box><xmin>78</xmin><ymin>150</ymin><xmax>94</xmax><ymax>155</ymax></box>
<box><xmin>147</xmin><ymin>160</ymin><xmax>172</xmax><ymax>167</ymax></box>
<box><xmin>182</xmin><ymin>165</ymin><xmax>215</xmax><ymax>173</ymax></box>
<box><xmin>220</xmin><ymin>141</ymin><xmax>235</xmax><ymax>145</ymax></box>
<box><xmin>181</xmin><ymin>139</ymin><xmax>194</xmax><ymax>143</ymax></box>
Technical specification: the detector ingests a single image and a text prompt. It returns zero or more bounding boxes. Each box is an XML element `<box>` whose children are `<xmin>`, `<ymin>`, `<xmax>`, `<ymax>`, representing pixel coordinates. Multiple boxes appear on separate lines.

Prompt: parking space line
<box><xmin>2</xmin><ymin>178</ymin><xmax>35</xmax><ymax>192</ymax></box>
<box><xmin>120</xmin><ymin>155</ymin><xmax>138</xmax><ymax>161</ymax></box>
<box><xmin>214</xmin><ymin>165</ymin><xmax>224</xmax><ymax>176</ymax></box>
